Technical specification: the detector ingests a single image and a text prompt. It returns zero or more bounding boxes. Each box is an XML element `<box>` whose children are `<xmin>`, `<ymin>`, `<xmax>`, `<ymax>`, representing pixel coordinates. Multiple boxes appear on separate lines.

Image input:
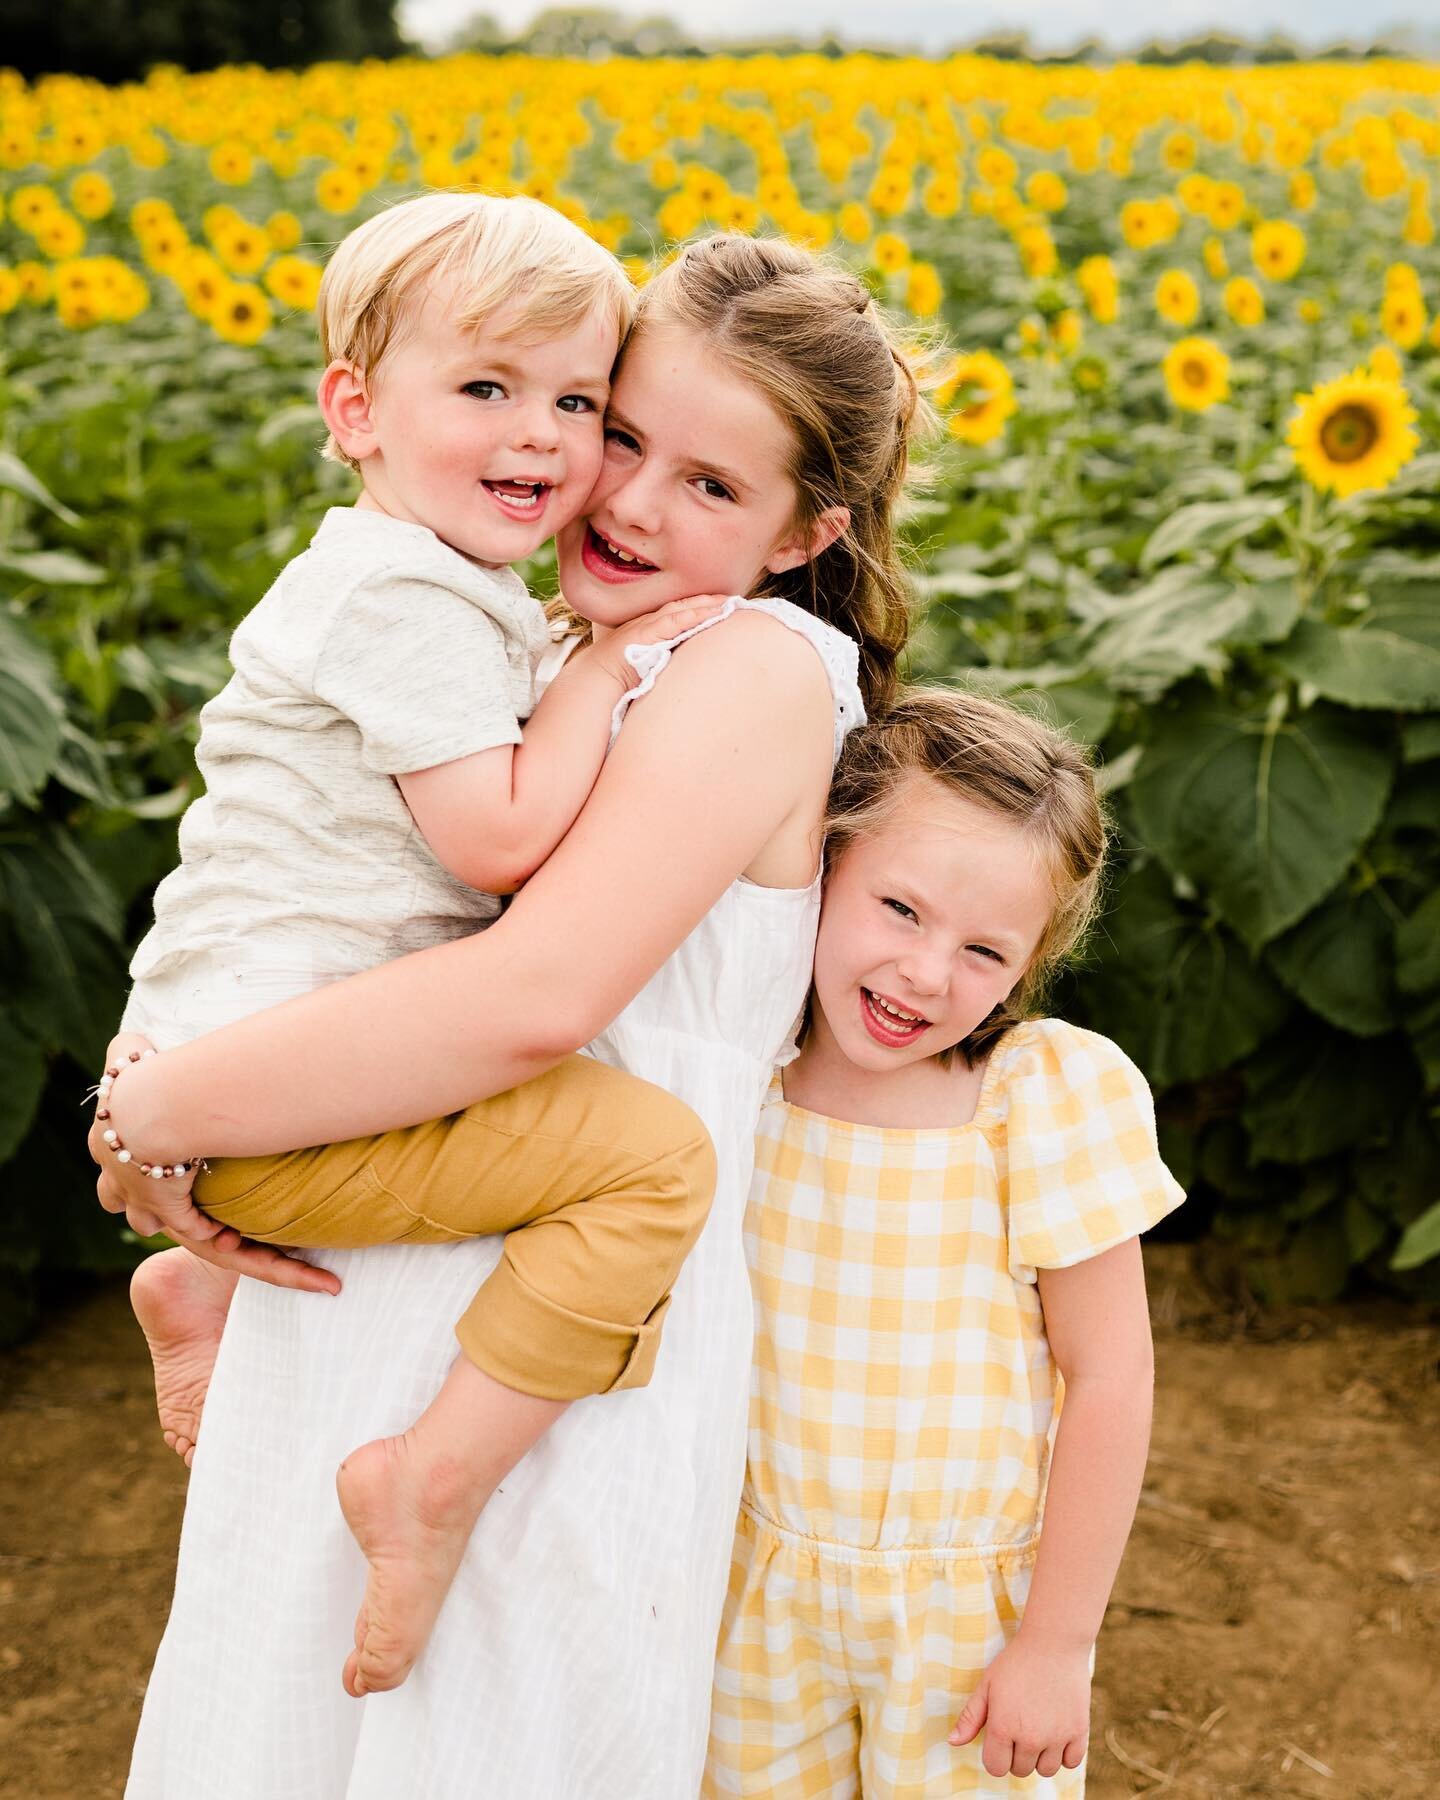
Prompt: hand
<box><xmin>181</xmin><ymin>1229</ymin><xmax>342</xmax><ymax>1297</ymax></box>
<box><xmin>949</xmin><ymin>1633</ymin><xmax>1091</xmax><ymax>1781</ymax></box>
<box><xmin>596</xmin><ymin>593</ymin><xmax>734</xmax><ymax>690</ymax></box>
<box><xmin>89</xmin><ymin>1032</ymin><xmax>236</xmax><ymax>1248</ymax></box>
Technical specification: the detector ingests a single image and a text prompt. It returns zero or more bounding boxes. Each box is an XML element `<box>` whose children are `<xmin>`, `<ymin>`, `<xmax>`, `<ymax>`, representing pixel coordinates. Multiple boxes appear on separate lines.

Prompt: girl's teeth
<box><xmin>870</xmin><ymin>992</ymin><xmax>924</xmax><ymax>1024</ymax></box>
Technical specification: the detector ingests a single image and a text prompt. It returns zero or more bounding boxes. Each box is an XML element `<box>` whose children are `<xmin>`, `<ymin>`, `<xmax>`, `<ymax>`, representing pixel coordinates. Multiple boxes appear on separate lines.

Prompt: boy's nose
<box><xmin>510</xmin><ymin>402</ymin><xmax>561</xmax><ymax>453</ymax></box>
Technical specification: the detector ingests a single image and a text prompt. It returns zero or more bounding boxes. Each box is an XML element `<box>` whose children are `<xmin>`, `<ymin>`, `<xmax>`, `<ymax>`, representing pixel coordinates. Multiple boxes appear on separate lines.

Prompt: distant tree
<box><xmin>7</xmin><ymin>0</ymin><xmax>406</xmax><ymax>81</ymax></box>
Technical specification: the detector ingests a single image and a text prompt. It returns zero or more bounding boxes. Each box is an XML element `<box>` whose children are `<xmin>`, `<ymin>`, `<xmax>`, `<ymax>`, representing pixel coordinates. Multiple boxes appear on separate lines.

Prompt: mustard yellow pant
<box><xmin>192</xmin><ymin>1054</ymin><xmax>716</xmax><ymax>1401</ymax></box>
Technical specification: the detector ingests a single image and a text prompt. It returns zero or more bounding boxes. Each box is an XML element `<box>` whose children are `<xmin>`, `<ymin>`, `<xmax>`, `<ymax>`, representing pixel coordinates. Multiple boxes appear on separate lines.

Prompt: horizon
<box><xmin>399</xmin><ymin>0</ymin><xmax>1440</xmax><ymax>55</ymax></box>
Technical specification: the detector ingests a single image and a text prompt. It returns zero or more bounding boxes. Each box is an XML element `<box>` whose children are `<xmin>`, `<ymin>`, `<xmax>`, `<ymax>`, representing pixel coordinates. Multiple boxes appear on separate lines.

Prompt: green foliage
<box><xmin>917</xmin><ymin>353</ymin><xmax>1440</xmax><ymax>1307</ymax></box>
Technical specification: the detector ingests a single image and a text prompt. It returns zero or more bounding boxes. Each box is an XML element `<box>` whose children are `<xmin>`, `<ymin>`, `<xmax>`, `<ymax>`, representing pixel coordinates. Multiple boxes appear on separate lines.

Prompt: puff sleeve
<box><xmin>998</xmin><ymin>1020</ymin><xmax>1186</xmax><ymax>1286</ymax></box>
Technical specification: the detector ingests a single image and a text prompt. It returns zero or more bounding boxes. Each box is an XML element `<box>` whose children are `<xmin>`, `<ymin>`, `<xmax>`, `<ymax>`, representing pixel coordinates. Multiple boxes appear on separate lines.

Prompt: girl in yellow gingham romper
<box><xmin>706</xmin><ymin>690</ymin><xmax>1186</xmax><ymax>1799</ymax></box>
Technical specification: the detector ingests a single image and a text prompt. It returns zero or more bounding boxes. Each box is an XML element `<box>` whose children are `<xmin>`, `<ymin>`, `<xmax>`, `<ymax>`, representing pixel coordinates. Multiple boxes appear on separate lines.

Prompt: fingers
<box><xmin>980</xmin><ymin>1725</ymin><xmax>1015</xmax><ymax>1780</ymax></box>
<box><xmin>1035</xmin><ymin>1745</ymin><xmax>1065</xmax><ymax>1779</ymax></box>
<box><xmin>949</xmin><ymin>1685</ymin><xmax>987</xmax><ymax>1747</ymax></box>
<box><xmin>1063</xmin><ymin>1735</ymin><xmax>1088</xmax><ymax>1770</ymax></box>
<box><xmin>185</xmin><ymin>1233</ymin><xmax>342</xmax><ymax>1296</ymax></box>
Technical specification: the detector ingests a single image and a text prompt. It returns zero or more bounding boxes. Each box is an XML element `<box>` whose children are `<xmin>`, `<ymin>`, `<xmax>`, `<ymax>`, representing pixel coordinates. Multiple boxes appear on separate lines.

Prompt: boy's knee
<box><xmin>638</xmin><ymin>1091</ymin><xmax>717</xmax><ymax>1240</ymax></box>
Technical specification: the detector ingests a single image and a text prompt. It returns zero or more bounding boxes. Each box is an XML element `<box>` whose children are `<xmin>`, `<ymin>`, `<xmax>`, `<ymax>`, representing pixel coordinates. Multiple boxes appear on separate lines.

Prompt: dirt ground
<box><xmin>1</xmin><ymin>1244</ymin><xmax>1436</xmax><ymax>1799</ymax></box>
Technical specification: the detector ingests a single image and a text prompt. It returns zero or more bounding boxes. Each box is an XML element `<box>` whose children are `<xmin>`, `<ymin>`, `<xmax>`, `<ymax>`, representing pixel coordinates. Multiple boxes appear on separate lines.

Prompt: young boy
<box><xmin>106</xmin><ymin>192</ymin><xmax>722</xmax><ymax>1696</ymax></box>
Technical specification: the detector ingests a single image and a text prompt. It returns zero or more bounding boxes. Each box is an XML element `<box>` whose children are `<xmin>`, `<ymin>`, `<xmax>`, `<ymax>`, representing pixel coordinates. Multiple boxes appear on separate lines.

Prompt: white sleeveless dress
<box><xmin>126</xmin><ymin>599</ymin><xmax>865</xmax><ymax>1800</ymax></box>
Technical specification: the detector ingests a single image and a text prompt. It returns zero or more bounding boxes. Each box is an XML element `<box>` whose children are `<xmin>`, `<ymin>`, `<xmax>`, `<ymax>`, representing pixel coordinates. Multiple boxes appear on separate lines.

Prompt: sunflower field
<box><xmin>1</xmin><ymin>52</ymin><xmax>1439</xmax><ymax>1337</ymax></box>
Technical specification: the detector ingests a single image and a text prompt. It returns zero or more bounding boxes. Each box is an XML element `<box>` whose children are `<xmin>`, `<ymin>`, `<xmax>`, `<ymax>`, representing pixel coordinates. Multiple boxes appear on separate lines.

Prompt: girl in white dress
<box><xmin>94</xmin><ymin>234</ymin><xmax>940</xmax><ymax>1799</ymax></box>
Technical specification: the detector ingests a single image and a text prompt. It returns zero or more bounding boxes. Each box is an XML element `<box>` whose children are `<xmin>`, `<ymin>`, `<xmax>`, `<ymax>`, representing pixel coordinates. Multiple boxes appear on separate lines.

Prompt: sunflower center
<box><xmin>1319</xmin><ymin>403</ymin><xmax>1379</xmax><ymax>464</ymax></box>
<box><xmin>1181</xmin><ymin>358</ymin><xmax>1209</xmax><ymax>388</ymax></box>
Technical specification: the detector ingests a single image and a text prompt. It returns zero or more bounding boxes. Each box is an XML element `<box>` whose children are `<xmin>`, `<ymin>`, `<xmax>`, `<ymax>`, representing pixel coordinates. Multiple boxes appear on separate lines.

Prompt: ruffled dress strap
<box><xmin>610</xmin><ymin>595</ymin><xmax>866</xmax><ymax>762</ymax></box>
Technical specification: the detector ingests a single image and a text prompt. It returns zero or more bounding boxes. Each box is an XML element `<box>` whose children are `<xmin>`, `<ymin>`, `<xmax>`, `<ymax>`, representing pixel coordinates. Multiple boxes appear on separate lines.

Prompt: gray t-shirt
<box><xmin>126</xmin><ymin>506</ymin><xmax>552</xmax><ymax>1039</ymax></box>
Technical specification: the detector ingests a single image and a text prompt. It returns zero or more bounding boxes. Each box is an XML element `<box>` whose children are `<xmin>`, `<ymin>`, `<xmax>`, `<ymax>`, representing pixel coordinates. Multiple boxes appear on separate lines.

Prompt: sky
<box><xmin>399</xmin><ymin>0</ymin><xmax>1440</xmax><ymax>54</ymax></box>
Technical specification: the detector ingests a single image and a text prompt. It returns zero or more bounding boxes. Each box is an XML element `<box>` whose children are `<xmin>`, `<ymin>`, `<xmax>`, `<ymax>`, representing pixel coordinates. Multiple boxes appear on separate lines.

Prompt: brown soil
<box><xmin>1</xmin><ymin>1246</ymin><xmax>1436</xmax><ymax>1799</ymax></box>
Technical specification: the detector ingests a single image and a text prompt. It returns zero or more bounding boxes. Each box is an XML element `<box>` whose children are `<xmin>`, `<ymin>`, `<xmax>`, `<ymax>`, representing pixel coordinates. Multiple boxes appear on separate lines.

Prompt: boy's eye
<box><xmin>882</xmin><ymin>898</ymin><xmax>916</xmax><ymax>921</ymax></box>
<box><xmin>968</xmin><ymin>944</ymin><xmax>1005</xmax><ymax>964</ymax></box>
<box><xmin>463</xmin><ymin>380</ymin><xmax>502</xmax><ymax>400</ymax></box>
<box><xmin>558</xmin><ymin>394</ymin><xmax>599</xmax><ymax>414</ymax></box>
<box><xmin>695</xmin><ymin>477</ymin><xmax>734</xmax><ymax>503</ymax></box>
<box><xmin>604</xmin><ymin>426</ymin><xmax>640</xmax><ymax>452</ymax></box>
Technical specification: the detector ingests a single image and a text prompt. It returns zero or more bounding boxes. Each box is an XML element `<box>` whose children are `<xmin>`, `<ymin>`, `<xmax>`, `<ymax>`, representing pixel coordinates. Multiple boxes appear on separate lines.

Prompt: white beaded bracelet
<box><xmin>92</xmin><ymin>1049</ymin><xmax>199</xmax><ymax>1181</ymax></box>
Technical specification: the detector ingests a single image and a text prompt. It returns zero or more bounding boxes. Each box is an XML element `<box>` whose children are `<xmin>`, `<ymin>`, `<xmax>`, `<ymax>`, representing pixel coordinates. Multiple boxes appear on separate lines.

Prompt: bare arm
<box><xmin>1021</xmin><ymin>1237</ymin><xmax>1155</xmax><ymax>1649</ymax></box>
<box><xmin>101</xmin><ymin>610</ymin><xmax>833</xmax><ymax>1163</ymax></box>
<box><xmin>398</xmin><ymin>596</ymin><xmax>731</xmax><ymax>894</ymax></box>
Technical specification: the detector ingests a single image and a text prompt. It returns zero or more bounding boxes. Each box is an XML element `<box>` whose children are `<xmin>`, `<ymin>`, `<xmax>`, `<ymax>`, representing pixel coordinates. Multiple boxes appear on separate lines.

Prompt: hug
<box><xmin>92</xmin><ymin>192</ymin><xmax>1182</xmax><ymax>1798</ymax></box>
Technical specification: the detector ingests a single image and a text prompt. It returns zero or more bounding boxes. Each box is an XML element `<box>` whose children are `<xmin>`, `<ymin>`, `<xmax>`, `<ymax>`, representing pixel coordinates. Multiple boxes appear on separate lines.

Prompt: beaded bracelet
<box><xmin>92</xmin><ymin>1049</ymin><xmax>198</xmax><ymax>1181</ymax></box>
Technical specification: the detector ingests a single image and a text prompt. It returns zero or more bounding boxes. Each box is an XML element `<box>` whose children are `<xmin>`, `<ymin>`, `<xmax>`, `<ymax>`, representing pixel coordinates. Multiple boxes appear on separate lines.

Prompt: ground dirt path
<box><xmin>1</xmin><ymin>1246</ymin><xmax>1436</xmax><ymax>1798</ymax></box>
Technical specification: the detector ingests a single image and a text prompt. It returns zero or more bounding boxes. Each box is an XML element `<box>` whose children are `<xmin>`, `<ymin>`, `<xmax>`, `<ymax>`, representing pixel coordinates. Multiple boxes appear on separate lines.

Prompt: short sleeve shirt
<box><xmin>744</xmin><ymin>1017</ymin><xmax>1186</xmax><ymax>1551</ymax></box>
<box><xmin>129</xmin><ymin>507</ymin><xmax>552</xmax><ymax>1012</ymax></box>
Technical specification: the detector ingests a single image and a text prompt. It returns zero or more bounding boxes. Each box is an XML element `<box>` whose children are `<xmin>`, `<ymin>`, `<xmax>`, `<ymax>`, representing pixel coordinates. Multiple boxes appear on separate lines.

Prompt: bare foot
<box><xmin>335</xmin><ymin>1432</ymin><xmax>494</xmax><ymax>1697</ymax></box>
<box><xmin>130</xmin><ymin>1248</ymin><xmax>239</xmax><ymax>1468</ymax></box>
<box><xmin>334</xmin><ymin>1358</ymin><xmax>570</xmax><ymax>1697</ymax></box>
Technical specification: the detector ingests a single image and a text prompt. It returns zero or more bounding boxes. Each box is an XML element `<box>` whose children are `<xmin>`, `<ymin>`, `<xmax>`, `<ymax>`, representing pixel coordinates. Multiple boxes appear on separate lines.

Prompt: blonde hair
<box><xmin>617</xmin><ymin>235</ymin><xmax>946</xmax><ymax>713</ymax></box>
<box><xmin>821</xmin><ymin>685</ymin><xmax>1109</xmax><ymax>1065</ymax></box>
<box><xmin>316</xmin><ymin>191</ymin><xmax>636</xmax><ymax>469</ymax></box>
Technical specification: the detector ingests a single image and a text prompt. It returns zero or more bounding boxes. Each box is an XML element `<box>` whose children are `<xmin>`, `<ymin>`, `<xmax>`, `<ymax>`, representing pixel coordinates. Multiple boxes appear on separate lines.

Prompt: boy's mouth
<box><xmin>482</xmin><ymin>476</ymin><xmax>553</xmax><ymax>518</ymax></box>
<box><xmin>860</xmin><ymin>987</ymin><xmax>931</xmax><ymax>1048</ymax></box>
<box><xmin>580</xmin><ymin>522</ymin><xmax>659</xmax><ymax>582</ymax></box>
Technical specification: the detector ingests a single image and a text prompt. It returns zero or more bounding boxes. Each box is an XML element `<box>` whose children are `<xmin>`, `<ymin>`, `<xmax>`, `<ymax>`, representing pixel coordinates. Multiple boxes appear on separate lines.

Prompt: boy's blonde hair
<box><xmin>611</xmin><ymin>235</ymin><xmax>947</xmax><ymax>714</ymax></box>
<box><xmin>822</xmin><ymin>685</ymin><xmax>1109</xmax><ymax>1065</ymax></box>
<box><xmin>317</xmin><ymin>191</ymin><xmax>636</xmax><ymax>469</ymax></box>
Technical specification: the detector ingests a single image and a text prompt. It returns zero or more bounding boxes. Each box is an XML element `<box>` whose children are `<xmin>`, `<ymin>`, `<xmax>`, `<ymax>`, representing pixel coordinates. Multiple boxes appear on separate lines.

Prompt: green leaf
<box><xmin>1080</xmin><ymin>568</ymin><xmax>1250</xmax><ymax>701</ymax></box>
<box><xmin>255</xmin><ymin>402</ymin><xmax>323</xmax><ymax>448</ymax></box>
<box><xmin>1241</xmin><ymin>1028</ymin><xmax>1416</xmax><ymax>1164</ymax></box>
<box><xmin>1139</xmin><ymin>497</ymin><xmax>1286</xmax><ymax>572</ymax></box>
<box><xmin>1275</xmin><ymin>598</ymin><xmax>1440</xmax><ymax>713</ymax></box>
<box><xmin>0</xmin><ymin>449</ymin><xmax>81</xmax><ymax>527</ymax></box>
<box><xmin>1266</xmin><ymin>887</ymin><xmax>1397</xmax><ymax>1037</ymax></box>
<box><xmin>1233</xmin><ymin>579</ymin><xmax>1303</xmax><ymax>646</ymax></box>
<box><xmin>1131</xmin><ymin>690</ymin><xmax>1395</xmax><ymax>951</ymax></box>
<box><xmin>0</xmin><ymin>550</ymin><xmax>108</xmax><ymax>586</ymax></box>
<box><xmin>963</xmin><ymin>665</ymin><xmax>1116</xmax><ymax>743</ymax></box>
<box><xmin>1401</xmin><ymin>717</ymin><xmax>1440</xmax><ymax>764</ymax></box>
<box><xmin>1391</xmin><ymin>1200</ymin><xmax>1440</xmax><ymax>1271</ymax></box>
<box><xmin>0</xmin><ymin>1009</ymin><xmax>47</xmax><ymax>1164</ymax></box>
<box><xmin>1084</xmin><ymin>860</ymin><xmax>1290</xmax><ymax>1087</ymax></box>
<box><xmin>0</xmin><ymin>833</ymin><xmax>126</xmax><ymax>1067</ymax></box>
<box><xmin>0</xmin><ymin>613</ymin><xmax>65</xmax><ymax>807</ymax></box>
<box><xmin>1344</xmin><ymin>1195</ymin><xmax>1387</xmax><ymax>1263</ymax></box>
<box><xmin>1396</xmin><ymin>893</ymin><xmax>1440</xmax><ymax>997</ymax></box>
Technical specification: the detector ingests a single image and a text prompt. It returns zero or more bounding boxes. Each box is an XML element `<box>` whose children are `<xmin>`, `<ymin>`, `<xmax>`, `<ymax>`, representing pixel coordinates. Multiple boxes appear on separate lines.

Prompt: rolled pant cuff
<box><xmin>455</xmin><ymin>1254</ymin><xmax>671</xmax><ymax>1400</ymax></box>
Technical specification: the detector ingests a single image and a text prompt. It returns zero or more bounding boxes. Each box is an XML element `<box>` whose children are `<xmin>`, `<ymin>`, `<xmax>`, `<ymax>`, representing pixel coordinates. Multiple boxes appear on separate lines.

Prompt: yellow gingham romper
<box><xmin>706</xmin><ymin>1017</ymin><xmax>1186</xmax><ymax>1799</ymax></box>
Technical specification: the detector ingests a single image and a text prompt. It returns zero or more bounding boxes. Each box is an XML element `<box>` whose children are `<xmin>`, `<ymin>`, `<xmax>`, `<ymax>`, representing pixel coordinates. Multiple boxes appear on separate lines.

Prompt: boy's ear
<box><xmin>317</xmin><ymin>360</ymin><xmax>381</xmax><ymax>462</ymax></box>
<box><xmin>765</xmin><ymin>505</ymin><xmax>851</xmax><ymax>576</ymax></box>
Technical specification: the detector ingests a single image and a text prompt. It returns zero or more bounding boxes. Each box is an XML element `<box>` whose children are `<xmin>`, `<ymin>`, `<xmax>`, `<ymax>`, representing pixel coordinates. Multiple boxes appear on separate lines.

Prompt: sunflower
<box><xmin>1380</xmin><ymin>287</ymin><xmax>1427</xmax><ymax>351</ymax></box>
<box><xmin>1025</xmin><ymin>170</ymin><xmax>1067</xmax><ymax>213</ymax></box>
<box><xmin>16</xmin><ymin>260</ymin><xmax>51</xmax><ymax>304</ymax></box>
<box><xmin>1223</xmin><ymin>277</ymin><xmax>1265</xmax><ymax>328</ymax></box>
<box><xmin>1368</xmin><ymin>345</ymin><xmax>1404</xmax><ymax>383</ymax></box>
<box><xmin>937</xmin><ymin>351</ymin><xmax>1016</xmax><ymax>446</ymax></box>
<box><xmin>1207</xmin><ymin>180</ymin><xmax>1246</xmax><ymax>231</ymax></box>
<box><xmin>210</xmin><ymin>282</ymin><xmax>273</xmax><ymax>346</ymax></box>
<box><xmin>264</xmin><ymin>254</ymin><xmax>323</xmax><ymax>311</ymax></box>
<box><xmin>1163</xmin><ymin>336</ymin><xmax>1230</xmax><ymax>411</ymax></box>
<box><xmin>1202</xmin><ymin>236</ymin><xmax>1229</xmax><ymax>280</ymax></box>
<box><xmin>1252</xmin><ymin>219</ymin><xmax>1306</xmax><ymax>281</ymax></box>
<box><xmin>904</xmin><ymin>260</ymin><xmax>942</xmax><ymax>318</ymax></box>
<box><xmin>838</xmin><ymin>201</ymin><xmax>871</xmax><ymax>244</ymax></box>
<box><xmin>0</xmin><ymin>269</ymin><xmax>20</xmax><ymax>315</ymax></box>
<box><xmin>1289</xmin><ymin>171</ymin><xmax>1317</xmax><ymax>212</ymax></box>
<box><xmin>1078</xmin><ymin>254</ymin><xmax>1118</xmax><ymax>324</ymax></box>
<box><xmin>315</xmin><ymin>167</ymin><xmax>362</xmax><ymax>216</ymax></box>
<box><xmin>266</xmin><ymin>210</ymin><xmax>303</xmax><ymax>251</ymax></box>
<box><xmin>209</xmin><ymin>142</ymin><xmax>254</xmax><ymax>186</ymax></box>
<box><xmin>1154</xmin><ymin>269</ymin><xmax>1200</xmax><ymax>328</ymax></box>
<box><xmin>1018</xmin><ymin>225</ymin><xmax>1057</xmax><ymax>278</ymax></box>
<box><xmin>68</xmin><ymin>172</ymin><xmax>113</xmax><ymax>220</ymax></box>
<box><xmin>871</xmin><ymin>232</ymin><xmax>911</xmax><ymax>275</ymax></box>
<box><xmin>1287</xmin><ymin>368</ymin><xmax>1420</xmax><ymax>498</ymax></box>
